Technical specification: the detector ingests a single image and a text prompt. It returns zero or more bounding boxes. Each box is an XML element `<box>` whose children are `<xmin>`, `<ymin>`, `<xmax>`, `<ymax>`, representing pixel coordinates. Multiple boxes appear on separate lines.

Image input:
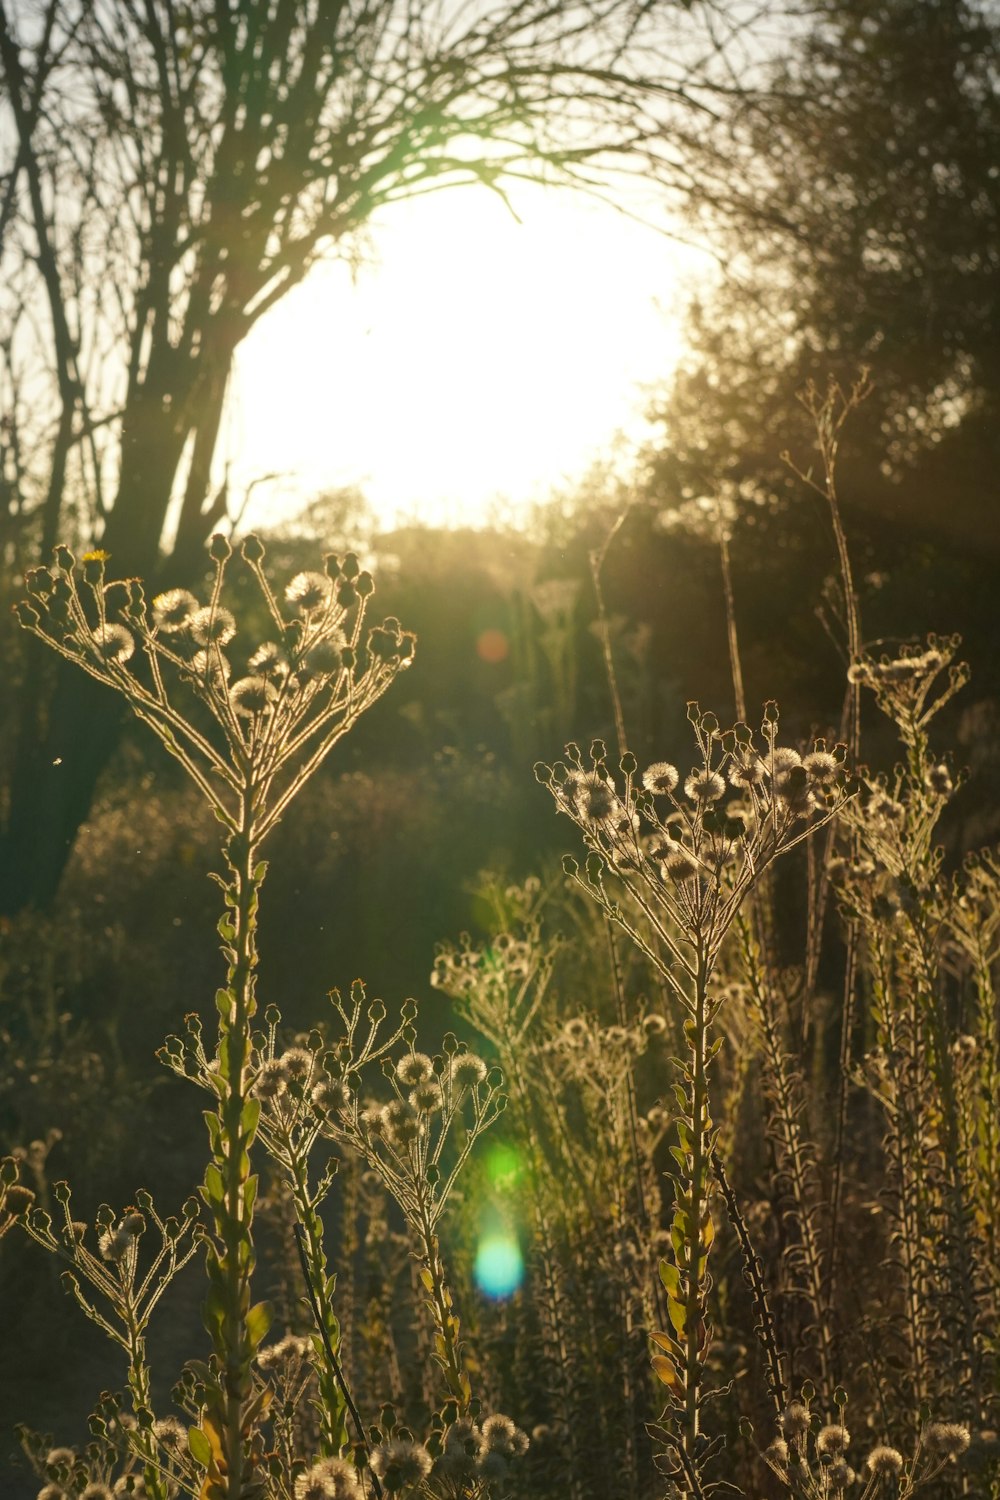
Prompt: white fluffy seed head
<box><xmin>286</xmin><ymin>571</ymin><xmax>333</xmax><ymax>613</ymax></box>
<box><xmin>152</xmin><ymin>588</ymin><xmax>198</xmax><ymax>631</ymax></box>
<box><xmin>189</xmin><ymin>605</ymin><xmax>236</xmax><ymax>646</ymax></box>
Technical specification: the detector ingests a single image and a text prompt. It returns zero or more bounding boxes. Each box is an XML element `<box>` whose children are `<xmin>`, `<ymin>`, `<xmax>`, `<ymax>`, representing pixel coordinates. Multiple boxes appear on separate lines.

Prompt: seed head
<box><xmin>923</xmin><ymin>1422</ymin><xmax>970</xmax><ymax>1459</ymax></box>
<box><xmin>93</xmin><ymin>624</ymin><xmax>135</xmax><ymax>664</ymax></box>
<box><xmin>280</xmin><ymin>1046</ymin><xmax>314</xmax><ymax>1081</ymax></box>
<box><xmin>803</xmin><ymin>750</ymin><xmax>840</xmax><ymax>785</ymax></box>
<box><xmin>302</xmin><ymin>635</ymin><xmax>347</xmax><ymax>676</ymax></box>
<box><xmin>477</xmin><ymin>1450</ymin><xmax>509</xmax><ymax>1481</ymax></box>
<box><xmin>45</xmin><ymin>1448</ymin><xmax>75</xmax><ymax>1472</ymax></box>
<box><xmin>827</xmin><ymin>1459</ymin><xmax>855</xmax><ymax>1489</ymax></box>
<box><xmin>258</xmin><ymin>1332</ymin><xmax>311</xmax><ymax>1374</ymax></box>
<box><xmin>98</xmin><ymin>1226</ymin><xmax>136</xmax><ymax>1263</ymax></box>
<box><xmin>230</xmin><ymin>676</ymin><xmax>278</xmax><ymax>717</ymax></box>
<box><xmin>312</xmin><ymin>1078</ymin><xmax>351</xmax><ymax>1114</ymax></box>
<box><xmin>152</xmin><ymin>1417</ymin><xmax>186</xmax><ymax>1451</ymax></box>
<box><xmin>152</xmin><ymin>589</ymin><xmax>198</xmax><ymax>632</ymax></box>
<box><xmin>763</xmin><ymin>1439</ymin><xmax>788</xmax><ymax>1473</ymax></box>
<box><xmin>450</xmin><ymin>1053</ymin><xmax>488</xmax><ymax>1089</ymax></box>
<box><xmin>866</xmin><ymin>1445</ymin><xmax>904</xmax><ymax>1477</ymax></box>
<box><xmin>286</xmin><ymin>571</ymin><xmax>333</xmax><ymax>613</ymax></box>
<box><xmin>190</xmin><ymin>649</ymin><xmax>231</xmax><ymax>686</ymax></box>
<box><xmin>37</xmin><ymin>1486</ymin><xmax>68</xmax><ymax>1500</ymax></box>
<box><xmin>294</xmin><ymin>1469</ymin><xmax>337</xmax><ymax>1500</ymax></box>
<box><xmin>189</xmin><ymin>606</ymin><xmax>236</xmax><ymax>646</ymax></box>
<box><xmin>729</xmin><ymin>756</ymin><xmax>766</xmax><ymax>788</ymax></box>
<box><xmin>81</xmin><ymin>1487</ymin><xmax>114</xmax><ymax>1500</ymax></box>
<box><xmin>396</xmin><ymin>1052</ymin><xmax>434</xmax><ymax>1087</ymax></box>
<box><xmin>817</xmin><ymin>1424</ymin><xmax>850</xmax><ymax>1456</ymax></box>
<box><xmin>642</xmin><ymin>762</ymin><xmax>679</xmax><ymax>795</ymax></box>
<box><xmin>4</xmin><ymin>1183</ymin><xmax>35</xmax><ymax>1216</ymax></box>
<box><xmin>382</xmin><ymin>1098</ymin><xmax>419</xmax><ymax>1145</ymax></box>
<box><xmin>775</xmin><ymin>763</ymin><xmax>814</xmax><ymax>812</ymax></box>
<box><xmin>369</xmin><ymin>1439</ymin><xmax>433</xmax><ymax>1486</ymax></box>
<box><xmin>660</xmin><ymin>841</ymin><xmax>700</xmax><ymax>882</ymax></box>
<box><xmin>444</xmin><ymin>1418</ymin><xmax>485</xmax><ymax>1466</ymax></box>
<box><xmin>360</xmin><ymin>1102</ymin><xmax>387</xmax><ymax>1137</ymax></box>
<box><xmin>410</xmin><ymin>1081</ymin><xmax>443</xmax><ymax>1113</ymax></box>
<box><xmin>312</xmin><ymin>1459</ymin><xmax>363</xmax><ymax>1500</ymax></box>
<box><xmin>247</xmin><ymin>641</ymin><xmax>289</xmax><ymax>680</ymax></box>
<box><xmin>768</xmin><ymin>746</ymin><xmax>801</xmax><ymax>773</ymax></box>
<box><xmin>684</xmin><ymin>769</ymin><xmax>725</xmax><ymax>802</ymax></box>
<box><xmin>481</xmin><ymin>1414</ymin><xmax>529</xmax><ymax>1457</ymax></box>
<box><xmin>780</xmin><ymin>1403</ymin><xmax>811</xmax><ymax>1441</ymax></box>
<box><xmin>572</xmin><ymin>773</ymin><xmax>618</xmax><ymax>824</ymax></box>
<box><xmin>253</xmin><ymin>1060</ymin><xmax>288</xmax><ymax>1100</ymax></box>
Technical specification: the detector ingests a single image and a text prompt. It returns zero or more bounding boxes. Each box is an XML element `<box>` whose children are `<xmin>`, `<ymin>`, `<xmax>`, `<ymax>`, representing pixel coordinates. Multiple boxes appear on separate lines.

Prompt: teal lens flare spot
<box><xmin>475</xmin><ymin>1234</ymin><xmax>524</xmax><ymax>1299</ymax></box>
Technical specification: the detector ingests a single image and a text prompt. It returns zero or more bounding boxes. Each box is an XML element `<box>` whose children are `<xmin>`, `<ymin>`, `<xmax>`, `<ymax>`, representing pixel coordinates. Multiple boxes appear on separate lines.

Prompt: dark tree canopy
<box><xmin>647</xmin><ymin>0</ymin><xmax>1000</xmax><ymax>547</ymax></box>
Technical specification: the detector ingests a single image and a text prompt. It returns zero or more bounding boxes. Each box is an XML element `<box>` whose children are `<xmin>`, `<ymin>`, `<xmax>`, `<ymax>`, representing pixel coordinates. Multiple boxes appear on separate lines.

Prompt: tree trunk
<box><xmin>0</xmin><ymin>370</ymin><xmax>226</xmax><ymax>914</ymax></box>
<box><xmin>0</xmin><ymin>663</ymin><xmax>128</xmax><ymax>912</ymax></box>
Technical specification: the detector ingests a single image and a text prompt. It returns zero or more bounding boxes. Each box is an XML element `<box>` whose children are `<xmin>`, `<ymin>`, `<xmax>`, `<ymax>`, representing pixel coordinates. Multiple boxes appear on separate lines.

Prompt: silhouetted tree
<box><xmin>0</xmin><ymin>0</ymin><xmax>741</xmax><ymax>910</ymax></box>
<box><xmin>646</xmin><ymin>0</ymin><xmax>1000</xmax><ymax>540</ymax></box>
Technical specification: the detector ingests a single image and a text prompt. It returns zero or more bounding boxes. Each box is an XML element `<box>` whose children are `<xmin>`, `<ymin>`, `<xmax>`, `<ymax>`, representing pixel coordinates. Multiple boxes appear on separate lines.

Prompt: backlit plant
<box><xmin>12</xmin><ymin>538</ymin><xmax>525</xmax><ymax>1500</ymax></box>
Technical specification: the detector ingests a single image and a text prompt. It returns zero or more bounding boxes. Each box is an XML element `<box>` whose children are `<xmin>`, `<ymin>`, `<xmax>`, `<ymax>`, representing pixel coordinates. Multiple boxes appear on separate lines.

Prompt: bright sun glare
<box><xmin>227</xmin><ymin>182</ymin><xmax>706</xmax><ymax>533</ymax></box>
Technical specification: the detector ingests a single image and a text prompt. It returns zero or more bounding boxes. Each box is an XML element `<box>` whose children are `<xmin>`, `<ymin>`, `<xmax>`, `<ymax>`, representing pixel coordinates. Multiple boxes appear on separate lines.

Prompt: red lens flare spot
<box><xmin>476</xmin><ymin>628</ymin><xmax>509</xmax><ymax>664</ymax></box>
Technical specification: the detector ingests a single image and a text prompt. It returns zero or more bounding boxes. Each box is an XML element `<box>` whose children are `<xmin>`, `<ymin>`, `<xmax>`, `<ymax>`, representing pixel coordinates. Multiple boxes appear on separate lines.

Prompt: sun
<box><xmin>226</xmin><ymin>180</ymin><xmax>707</xmax><ymax>532</ymax></box>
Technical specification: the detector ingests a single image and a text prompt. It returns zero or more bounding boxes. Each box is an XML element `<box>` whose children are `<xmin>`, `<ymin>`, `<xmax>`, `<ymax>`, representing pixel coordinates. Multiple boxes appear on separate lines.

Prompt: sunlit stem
<box><xmin>208</xmin><ymin>786</ymin><xmax>266</xmax><ymax>1499</ymax></box>
<box><xmin>414</xmin><ymin>1183</ymin><xmax>469</xmax><ymax>1410</ymax></box>
<box><xmin>272</xmin><ymin>1121</ymin><xmax>349</xmax><ymax>1454</ymax></box>
<box><xmin>121</xmin><ymin>1288</ymin><xmax>167</xmax><ymax>1500</ymax></box>
<box><xmin>682</xmin><ymin>949</ymin><xmax>712</xmax><ymax>1466</ymax></box>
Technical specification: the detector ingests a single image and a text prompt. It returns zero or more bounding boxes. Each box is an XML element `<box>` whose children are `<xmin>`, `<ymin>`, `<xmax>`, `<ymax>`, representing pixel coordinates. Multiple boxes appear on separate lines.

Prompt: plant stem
<box><xmin>199</xmin><ymin>789</ymin><xmax>268</xmax><ymax>1500</ymax></box>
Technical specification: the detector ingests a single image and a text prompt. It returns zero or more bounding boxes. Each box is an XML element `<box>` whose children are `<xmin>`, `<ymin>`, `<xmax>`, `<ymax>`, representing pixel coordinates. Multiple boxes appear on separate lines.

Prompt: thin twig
<box><xmin>293</xmin><ymin>1221</ymin><xmax>383</xmax><ymax>1500</ymax></box>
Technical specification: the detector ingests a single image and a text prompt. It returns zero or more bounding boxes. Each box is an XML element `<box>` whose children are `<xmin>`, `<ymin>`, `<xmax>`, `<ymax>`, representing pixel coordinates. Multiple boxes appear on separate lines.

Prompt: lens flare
<box><xmin>476</xmin><ymin>628</ymin><xmax>509</xmax><ymax>663</ymax></box>
<box><xmin>475</xmin><ymin>1233</ymin><xmax>524</xmax><ymax>1299</ymax></box>
<box><xmin>485</xmin><ymin>1142</ymin><xmax>522</xmax><ymax>1191</ymax></box>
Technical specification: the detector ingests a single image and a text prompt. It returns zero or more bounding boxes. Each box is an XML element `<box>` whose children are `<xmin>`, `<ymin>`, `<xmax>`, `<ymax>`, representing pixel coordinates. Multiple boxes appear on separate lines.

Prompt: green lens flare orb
<box><xmin>475</xmin><ymin>1234</ymin><xmax>524</xmax><ymax>1299</ymax></box>
<box><xmin>485</xmin><ymin>1142</ymin><xmax>522</xmax><ymax>1191</ymax></box>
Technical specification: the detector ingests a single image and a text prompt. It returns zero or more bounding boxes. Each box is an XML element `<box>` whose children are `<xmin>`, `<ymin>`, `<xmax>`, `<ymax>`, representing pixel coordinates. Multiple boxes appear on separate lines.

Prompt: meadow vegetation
<box><xmin>1</xmin><ymin>391</ymin><xmax>997</xmax><ymax>1500</ymax></box>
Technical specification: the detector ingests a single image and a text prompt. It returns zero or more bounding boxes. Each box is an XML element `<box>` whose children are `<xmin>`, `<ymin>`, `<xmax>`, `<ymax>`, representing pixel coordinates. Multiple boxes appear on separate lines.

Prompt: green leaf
<box><xmin>202</xmin><ymin>1291</ymin><xmax>226</xmax><ymax>1344</ymax></box>
<box><xmin>201</xmin><ymin>1164</ymin><xmax>225</xmax><ymax>1207</ymax></box>
<box><xmin>246</xmin><ymin>1300</ymin><xmax>272</xmax><ymax>1352</ymax></box>
<box><xmin>240</xmin><ymin>1097</ymin><xmax>261</xmax><ymax>1144</ymax></box>
<box><xmin>667</xmin><ymin>1295</ymin><xmax>687</xmax><ymax>1337</ymax></box>
<box><xmin>188</xmin><ymin>1427</ymin><xmax>212</xmax><ymax>1466</ymax></box>
<box><xmin>203</xmin><ymin>1112</ymin><xmax>222</xmax><ymax>1154</ymax></box>
<box><xmin>659</xmin><ymin>1260</ymin><xmax>681</xmax><ymax>1298</ymax></box>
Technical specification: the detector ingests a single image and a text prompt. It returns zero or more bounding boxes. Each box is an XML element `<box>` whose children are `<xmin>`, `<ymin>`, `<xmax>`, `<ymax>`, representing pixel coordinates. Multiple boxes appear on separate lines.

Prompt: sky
<box><xmin>225</xmin><ymin>180</ymin><xmax>711</xmax><ymax>533</ymax></box>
